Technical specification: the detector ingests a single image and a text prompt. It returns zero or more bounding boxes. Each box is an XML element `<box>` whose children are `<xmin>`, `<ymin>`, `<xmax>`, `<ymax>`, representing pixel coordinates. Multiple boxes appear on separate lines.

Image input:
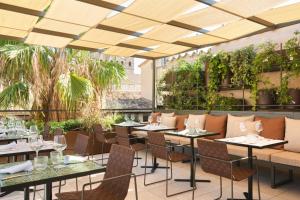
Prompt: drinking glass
<box><xmin>124</xmin><ymin>114</ymin><xmax>129</xmax><ymax>122</ymax></box>
<box><xmin>148</xmin><ymin>115</ymin><xmax>153</xmax><ymax>125</ymax></box>
<box><xmin>53</xmin><ymin>135</ymin><xmax>67</xmax><ymax>168</ymax></box>
<box><xmin>130</xmin><ymin>114</ymin><xmax>135</xmax><ymax>121</ymax></box>
<box><xmin>29</xmin><ymin>135</ymin><xmax>44</xmax><ymax>157</ymax></box>
<box><xmin>184</xmin><ymin>119</ymin><xmax>190</xmax><ymax>129</ymax></box>
<box><xmin>50</xmin><ymin>151</ymin><xmax>62</xmax><ymax>166</ymax></box>
<box><xmin>156</xmin><ymin>116</ymin><xmax>161</xmax><ymax>126</ymax></box>
<box><xmin>34</xmin><ymin>156</ymin><xmax>48</xmax><ymax>170</ymax></box>
<box><xmin>30</xmin><ymin>125</ymin><xmax>38</xmax><ymax>135</ymax></box>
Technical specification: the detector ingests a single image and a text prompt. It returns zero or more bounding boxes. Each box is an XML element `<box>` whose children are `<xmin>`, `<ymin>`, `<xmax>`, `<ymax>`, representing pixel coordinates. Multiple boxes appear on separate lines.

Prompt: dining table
<box><xmin>134</xmin><ymin>124</ymin><xmax>177</xmax><ymax>172</ymax></box>
<box><xmin>216</xmin><ymin>136</ymin><xmax>288</xmax><ymax>200</ymax></box>
<box><xmin>165</xmin><ymin>130</ymin><xmax>219</xmax><ymax>187</ymax></box>
<box><xmin>0</xmin><ymin>160</ymin><xmax>106</xmax><ymax>200</ymax></box>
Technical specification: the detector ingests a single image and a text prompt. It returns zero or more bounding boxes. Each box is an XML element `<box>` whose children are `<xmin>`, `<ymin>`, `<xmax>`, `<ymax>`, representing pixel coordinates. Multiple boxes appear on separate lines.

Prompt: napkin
<box><xmin>178</xmin><ymin>129</ymin><xmax>189</xmax><ymax>135</ymax></box>
<box><xmin>0</xmin><ymin>133</ymin><xmax>6</xmax><ymax>138</ymax></box>
<box><xmin>0</xmin><ymin>161</ymin><xmax>33</xmax><ymax>174</ymax></box>
<box><xmin>0</xmin><ymin>142</ymin><xmax>16</xmax><ymax>151</ymax></box>
<box><xmin>64</xmin><ymin>155</ymin><xmax>88</xmax><ymax>164</ymax></box>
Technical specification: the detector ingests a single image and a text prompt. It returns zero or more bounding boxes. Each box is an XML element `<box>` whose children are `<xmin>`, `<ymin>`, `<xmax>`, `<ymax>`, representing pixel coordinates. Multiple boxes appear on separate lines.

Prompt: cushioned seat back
<box><xmin>204</xmin><ymin>115</ymin><xmax>227</xmax><ymax>139</ymax></box>
<box><xmin>175</xmin><ymin>115</ymin><xmax>189</xmax><ymax>131</ymax></box>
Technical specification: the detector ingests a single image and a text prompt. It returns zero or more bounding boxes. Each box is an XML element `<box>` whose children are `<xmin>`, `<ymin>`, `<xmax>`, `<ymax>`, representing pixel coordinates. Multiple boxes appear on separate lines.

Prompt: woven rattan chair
<box><xmin>115</xmin><ymin>126</ymin><xmax>146</xmax><ymax>167</ymax></box>
<box><xmin>144</xmin><ymin>131</ymin><xmax>195</xmax><ymax>197</ymax></box>
<box><xmin>56</xmin><ymin>144</ymin><xmax>138</xmax><ymax>200</ymax></box>
<box><xmin>92</xmin><ymin>124</ymin><xmax>116</xmax><ymax>165</ymax></box>
<box><xmin>58</xmin><ymin>134</ymin><xmax>91</xmax><ymax>193</ymax></box>
<box><xmin>195</xmin><ymin>139</ymin><xmax>261</xmax><ymax>200</ymax></box>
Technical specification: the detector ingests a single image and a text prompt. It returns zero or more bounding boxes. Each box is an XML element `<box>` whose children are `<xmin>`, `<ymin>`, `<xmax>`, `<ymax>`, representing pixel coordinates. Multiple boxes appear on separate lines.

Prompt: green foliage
<box><xmin>100</xmin><ymin>113</ymin><xmax>124</xmax><ymax>130</ymax></box>
<box><xmin>214</xmin><ymin>95</ymin><xmax>244</xmax><ymax>111</ymax></box>
<box><xmin>25</xmin><ymin>119</ymin><xmax>44</xmax><ymax>132</ymax></box>
<box><xmin>206</xmin><ymin>51</ymin><xmax>230</xmax><ymax>111</ymax></box>
<box><xmin>48</xmin><ymin>119</ymin><xmax>82</xmax><ymax>133</ymax></box>
<box><xmin>157</xmin><ymin>58</ymin><xmax>206</xmax><ymax>110</ymax></box>
<box><xmin>56</xmin><ymin>72</ymin><xmax>93</xmax><ymax>110</ymax></box>
<box><xmin>0</xmin><ymin>82</ymin><xmax>30</xmax><ymax>109</ymax></box>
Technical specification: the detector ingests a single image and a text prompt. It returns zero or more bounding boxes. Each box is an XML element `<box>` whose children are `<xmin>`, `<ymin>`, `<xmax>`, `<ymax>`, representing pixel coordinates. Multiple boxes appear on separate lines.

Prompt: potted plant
<box><xmin>257</xmin><ymin>88</ymin><xmax>276</xmax><ymax>109</ymax></box>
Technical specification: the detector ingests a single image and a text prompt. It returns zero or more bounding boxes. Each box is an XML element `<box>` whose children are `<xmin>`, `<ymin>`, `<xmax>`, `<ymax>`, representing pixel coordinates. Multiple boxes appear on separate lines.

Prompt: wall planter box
<box><xmin>286</xmin><ymin>89</ymin><xmax>300</xmax><ymax>110</ymax></box>
<box><xmin>257</xmin><ymin>89</ymin><xmax>276</xmax><ymax>109</ymax></box>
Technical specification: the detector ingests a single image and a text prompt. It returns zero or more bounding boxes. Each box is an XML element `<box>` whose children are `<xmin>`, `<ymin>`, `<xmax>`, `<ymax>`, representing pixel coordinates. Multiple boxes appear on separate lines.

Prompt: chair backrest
<box><xmin>54</xmin><ymin>128</ymin><xmax>64</xmax><ymax>135</ymax></box>
<box><xmin>115</xmin><ymin>126</ymin><xmax>130</xmax><ymax>147</ymax></box>
<box><xmin>92</xmin><ymin>124</ymin><xmax>105</xmax><ymax>142</ymax></box>
<box><xmin>73</xmin><ymin>134</ymin><xmax>89</xmax><ymax>156</ymax></box>
<box><xmin>197</xmin><ymin>139</ymin><xmax>231</xmax><ymax>178</ymax></box>
<box><xmin>147</xmin><ymin>132</ymin><xmax>168</xmax><ymax>160</ymax></box>
<box><xmin>97</xmin><ymin>144</ymin><xmax>135</xmax><ymax>200</ymax></box>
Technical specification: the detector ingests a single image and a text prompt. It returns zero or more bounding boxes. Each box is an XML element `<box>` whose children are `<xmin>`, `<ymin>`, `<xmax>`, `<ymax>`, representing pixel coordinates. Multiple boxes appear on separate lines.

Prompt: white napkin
<box><xmin>0</xmin><ymin>133</ymin><xmax>6</xmax><ymax>138</ymax></box>
<box><xmin>0</xmin><ymin>161</ymin><xmax>33</xmax><ymax>174</ymax></box>
<box><xmin>178</xmin><ymin>129</ymin><xmax>189</xmax><ymax>135</ymax></box>
<box><xmin>64</xmin><ymin>155</ymin><xmax>88</xmax><ymax>164</ymax></box>
<box><xmin>0</xmin><ymin>142</ymin><xmax>16</xmax><ymax>150</ymax></box>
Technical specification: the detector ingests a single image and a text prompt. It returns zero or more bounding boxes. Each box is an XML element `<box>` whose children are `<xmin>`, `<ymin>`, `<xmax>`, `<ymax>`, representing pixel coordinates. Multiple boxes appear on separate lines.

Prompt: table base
<box><xmin>226</xmin><ymin>192</ymin><xmax>257</xmax><ymax>200</ymax></box>
<box><xmin>141</xmin><ymin>163</ymin><xmax>170</xmax><ymax>173</ymax></box>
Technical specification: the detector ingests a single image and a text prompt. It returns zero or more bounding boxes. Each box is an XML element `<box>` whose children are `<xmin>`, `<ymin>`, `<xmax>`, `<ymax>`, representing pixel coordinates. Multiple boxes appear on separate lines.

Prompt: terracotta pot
<box><xmin>257</xmin><ymin>89</ymin><xmax>276</xmax><ymax>109</ymax></box>
<box><xmin>286</xmin><ymin>88</ymin><xmax>300</xmax><ymax>109</ymax></box>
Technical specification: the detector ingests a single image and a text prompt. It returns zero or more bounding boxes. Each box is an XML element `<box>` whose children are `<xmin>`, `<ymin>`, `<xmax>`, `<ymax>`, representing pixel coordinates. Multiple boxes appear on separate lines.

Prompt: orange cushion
<box><xmin>175</xmin><ymin>115</ymin><xmax>189</xmax><ymax>131</ymax></box>
<box><xmin>255</xmin><ymin>116</ymin><xmax>285</xmax><ymax>149</ymax></box>
<box><xmin>204</xmin><ymin>115</ymin><xmax>227</xmax><ymax>139</ymax></box>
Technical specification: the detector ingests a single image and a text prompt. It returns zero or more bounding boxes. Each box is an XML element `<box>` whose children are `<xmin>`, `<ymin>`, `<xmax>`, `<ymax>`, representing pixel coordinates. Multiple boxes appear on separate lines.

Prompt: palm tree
<box><xmin>0</xmin><ymin>40</ymin><xmax>126</xmax><ymax>121</ymax></box>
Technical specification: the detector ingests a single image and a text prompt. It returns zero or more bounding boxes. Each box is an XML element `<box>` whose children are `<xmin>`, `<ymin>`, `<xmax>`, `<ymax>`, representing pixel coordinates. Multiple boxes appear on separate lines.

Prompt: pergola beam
<box><xmin>0</xmin><ymin>2</ymin><xmax>44</xmax><ymax>16</ymax></box>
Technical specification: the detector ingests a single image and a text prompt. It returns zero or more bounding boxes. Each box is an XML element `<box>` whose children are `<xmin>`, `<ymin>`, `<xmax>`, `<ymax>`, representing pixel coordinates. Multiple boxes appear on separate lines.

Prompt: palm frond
<box><xmin>0</xmin><ymin>82</ymin><xmax>30</xmax><ymax>109</ymax></box>
<box><xmin>56</xmin><ymin>72</ymin><xmax>94</xmax><ymax>110</ymax></box>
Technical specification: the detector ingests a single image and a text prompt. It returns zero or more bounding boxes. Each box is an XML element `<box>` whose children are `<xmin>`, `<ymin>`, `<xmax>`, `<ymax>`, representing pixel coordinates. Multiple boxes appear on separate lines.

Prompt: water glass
<box><xmin>50</xmin><ymin>151</ymin><xmax>62</xmax><ymax>166</ymax></box>
<box><xmin>34</xmin><ymin>156</ymin><xmax>48</xmax><ymax>170</ymax></box>
<box><xmin>17</xmin><ymin>139</ymin><xmax>27</xmax><ymax>145</ymax></box>
<box><xmin>53</xmin><ymin>135</ymin><xmax>67</xmax><ymax>156</ymax></box>
<box><xmin>30</xmin><ymin>125</ymin><xmax>38</xmax><ymax>135</ymax></box>
<box><xmin>124</xmin><ymin>114</ymin><xmax>129</xmax><ymax>122</ymax></box>
<box><xmin>130</xmin><ymin>114</ymin><xmax>135</xmax><ymax>121</ymax></box>
<box><xmin>148</xmin><ymin>115</ymin><xmax>153</xmax><ymax>125</ymax></box>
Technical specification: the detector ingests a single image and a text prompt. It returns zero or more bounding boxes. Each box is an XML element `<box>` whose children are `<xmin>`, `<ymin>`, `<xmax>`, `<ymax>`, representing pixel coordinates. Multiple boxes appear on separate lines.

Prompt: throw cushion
<box><xmin>161</xmin><ymin>116</ymin><xmax>176</xmax><ymax>128</ymax></box>
<box><xmin>284</xmin><ymin>117</ymin><xmax>300</xmax><ymax>152</ymax></box>
<box><xmin>175</xmin><ymin>115</ymin><xmax>189</xmax><ymax>131</ymax></box>
<box><xmin>226</xmin><ymin>114</ymin><xmax>254</xmax><ymax>138</ymax></box>
<box><xmin>255</xmin><ymin>116</ymin><xmax>285</xmax><ymax>149</ymax></box>
<box><xmin>161</xmin><ymin>112</ymin><xmax>175</xmax><ymax>117</ymax></box>
<box><xmin>204</xmin><ymin>115</ymin><xmax>227</xmax><ymax>139</ymax></box>
<box><xmin>187</xmin><ymin>114</ymin><xmax>206</xmax><ymax>129</ymax></box>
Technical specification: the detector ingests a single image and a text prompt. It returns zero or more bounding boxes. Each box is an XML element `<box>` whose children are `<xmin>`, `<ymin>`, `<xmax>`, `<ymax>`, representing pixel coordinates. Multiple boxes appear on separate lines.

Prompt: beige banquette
<box><xmin>134</xmin><ymin>111</ymin><xmax>300</xmax><ymax>187</ymax></box>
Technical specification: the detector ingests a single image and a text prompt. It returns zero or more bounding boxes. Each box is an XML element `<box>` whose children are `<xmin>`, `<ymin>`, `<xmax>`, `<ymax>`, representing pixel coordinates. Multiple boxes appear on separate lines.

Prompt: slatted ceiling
<box><xmin>214</xmin><ymin>0</ymin><xmax>287</xmax><ymax>18</ymax></box>
<box><xmin>101</xmin><ymin>0</ymin><xmax>128</xmax><ymax>5</ymax></box>
<box><xmin>135</xmin><ymin>51</ymin><xmax>168</xmax><ymax>58</ymax></box>
<box><xmin>123</xmin><ymin>0</ymin><xmax>200</xmax><ymax>22</ymax></box>
<box><xmin>45</xmin><ymin>0</ymin><xmax>112</xmax><ymax>27</ymax></box>
<box><xmin>0</xmin><ymin>27</ymin><xmax>28</xmax><ymax>38</ymax></box>
<box><xmin>80</xmin><ymin>29</ymin><xmax>129</xmax><ymax>45</ymax></box>
<box><xmin>209</xmin><ymin>19</ymin><xmax>266</xmax><ymax>40</ymax></box>
<box><xmin>104</xmin><ymin>46</ymin><xmax>138</xmax><ymax>56</ymax></box>
<box><xmin>34</xmin><ymin>19</ymin><xmax>89</xmax><ymax>35</ymax></box>
<box><xmin>0</xmin><ymin>0</ymin><xmax>52</xmax><ymax>11</ymax></box>
<box><xmin>25</xmin><ymin>32</ymin><xmax>73</xmax><ymax>48</ymax></box>
<box><xmin>153</xmin><ymin>43</ymin><xmax>190</xmax><ymax>55</ymax></box>
<box><xmin>0</xmin><ymin>10</ymin><xmax>38</xmax><ymax>30</ymax></box>
<box><xmin>70</xmin><ymin>40</ymin><xmax>111</xmax><ymax>49</ymax></box>
<box><xmin>256</xmin><ymin>3</ymin><xmax>300</xmax><ymax>24</ymax></box>
<box><xmin>122</xmin><ymin>37</ymin><xmax>161</xmax><ymax>48</ymax></box>
<box><xmin>174</xmin><ymin>6</ymin><xmax>239</xmax><ymax>29</ymax></box>
<box><xmin>142</xmin><ymin>24</ymin><xmax>196</xmax><ymax>43</ymax></box>
<box><xmin>179</xmin><ymin>34</ymin><xmax>226</xmax><ymax>46</ymax></box>
<box><xmin>101</xmin><ymin>13</ymin><xmax>161</xmax><ymax>32</ymax></box>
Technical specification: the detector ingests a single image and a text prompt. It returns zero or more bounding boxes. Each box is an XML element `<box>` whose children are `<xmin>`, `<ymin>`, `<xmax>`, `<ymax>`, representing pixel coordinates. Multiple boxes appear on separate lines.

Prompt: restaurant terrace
<box><xmin>0</xmin><ymin>0</ymin><xmax>300</xmax><ymax>200</ymax></box>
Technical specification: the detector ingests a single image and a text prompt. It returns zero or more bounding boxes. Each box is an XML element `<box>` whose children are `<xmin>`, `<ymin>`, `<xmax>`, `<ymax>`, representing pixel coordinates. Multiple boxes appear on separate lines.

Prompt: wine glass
<box><xmin>148</xmin><ymin>115</ymin><xmax>153</xmax><ymax>125</ymax></box>
<box><xmin>30</xmin><ymin>125</ymin><xmax>38</xmax><ymax>135</ymax></box>
<box><xmin>156</xmin><ymin>116</ymin><xmax>161</xmax><ymax>126</ymax></box>
<box><xmin>124</xmin><ymin>114</ymin><xmax>129</xmax><ymax>122</ymax></box>
<box><xmin>184</xmin><ymin>119</ymin><xmax>190</xmax><ymax>129</ymax></box>
<box><xmin>29</xmin><ymin>135</ymin><xmax>44</xmax><ymax>157</ymax></box>
<box><xmin>53</xmin><ymin>135</ymin><xmax>67</xmax><ymax>168</ymax></box>
<box><xmin>130</xmin><ymin>114</ymin><xmax>135</xmax><ymax>122</ymax></box>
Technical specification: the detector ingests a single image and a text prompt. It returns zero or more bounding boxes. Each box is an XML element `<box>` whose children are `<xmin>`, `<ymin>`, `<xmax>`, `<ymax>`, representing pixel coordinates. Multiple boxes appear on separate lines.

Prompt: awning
<box><xmin>0</xmin><ymin>0</ymin><xmax>299</xmax><ymax>59</ymax></box>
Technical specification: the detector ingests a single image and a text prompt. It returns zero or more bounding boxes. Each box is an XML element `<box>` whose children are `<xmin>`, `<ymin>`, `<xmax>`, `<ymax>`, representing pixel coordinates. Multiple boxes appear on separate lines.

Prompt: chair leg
<box><xmin>76</xmin><ymin>178</ymin><xmax>79</xmax><ymax>191</ymax></box>
<box><xmin>257</xmin><ymin>168</ymin><xmax>261</xmax><ymax>200</ymax></box>
<box><xmin>133</xmin><ymin>174</ymin><xmax>139</xmax><ymax>200</ymax></box>
<box><xmin>214</xmin><ymin>176</ymin><xmax>223</xmax><ymax>200</ymax></box>
<box><xmin>89</xmin><ymin>175</ymin><xmax>92</xmax><ymax>190</ymax></box>
<box><xmin>33</xmin><ymin>186</ymin><xmax>36</xmax><ymax>200</ymax></box>
<box><xmin>231</xmin><ymin>177</ymin><xmax>234</xmax><ymax>200</ymax></box>
<box><xmin>58</xmin><ymin>181</ymin><xmax>62</xmax><ymax>194</ymax></box>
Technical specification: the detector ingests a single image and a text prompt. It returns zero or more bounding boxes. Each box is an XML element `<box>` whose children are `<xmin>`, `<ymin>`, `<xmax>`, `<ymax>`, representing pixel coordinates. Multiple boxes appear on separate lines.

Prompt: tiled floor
<box><xmin>2</xmin><ymin>152</ymin><xmax>300</xmax><ymax>200</ymax></box>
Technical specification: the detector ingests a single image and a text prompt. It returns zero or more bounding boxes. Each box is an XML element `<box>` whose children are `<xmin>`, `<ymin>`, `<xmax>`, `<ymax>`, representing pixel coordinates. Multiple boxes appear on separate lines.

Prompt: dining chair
<box><xmin>92</xmin><ymin>124</ymin><xmax>116</xmax><ymax>165</ymax></box>
<box><xmin>115</xmin><ymin>126</ymin><xmax>146</xmax><ymax>167</ymax></box>
<box><xmin>58</xmin><ymin>134</ymin><xmax>91</xmax><ymax>193</ymax></box>
<box><xmin>56</xmin><ymin>144</ymin><xmax>138</xmax><ymax>200</ymax></box>
<box><xmin>144</xmin><ymin>131</ymin><xmax>195</xmax><ymax>197</ymax></box>
<box><xmin>195</xmin><ymin>139</ymin><xmax>261</xmax><ymax>200</ymax></box>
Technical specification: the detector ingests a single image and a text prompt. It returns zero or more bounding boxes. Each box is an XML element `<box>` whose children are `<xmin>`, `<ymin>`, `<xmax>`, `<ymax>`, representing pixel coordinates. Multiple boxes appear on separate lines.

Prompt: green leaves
<box><xmin>0</xmin><ymin>82</ymin><xmax>30</xmax><ymax>109</ymax></box>
<box><xmin>56</xmin><ymin>72</ymin><xmax>93</xmax><ymax>110</ymax></box>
